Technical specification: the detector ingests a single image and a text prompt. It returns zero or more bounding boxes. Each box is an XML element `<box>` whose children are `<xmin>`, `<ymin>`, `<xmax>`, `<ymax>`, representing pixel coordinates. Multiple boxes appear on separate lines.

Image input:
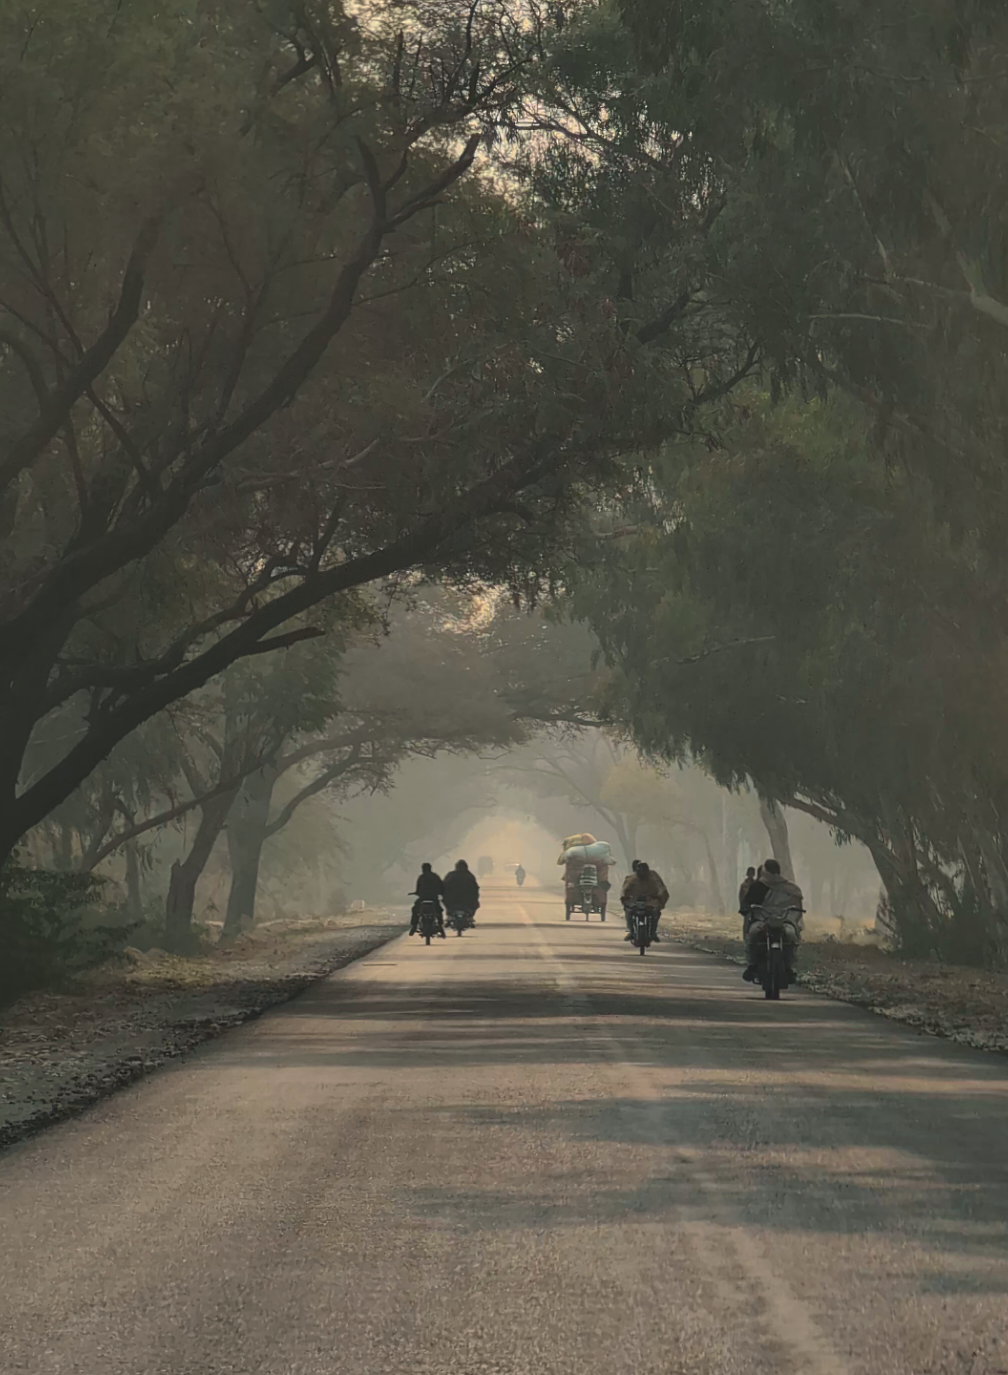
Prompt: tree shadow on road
<box><xmin>217</xmin><ymin>956</ymin><xmax>1008</xmax><ymax>1291</ymax></box>
<box><xmin>400</xmin><ymin>1083</ymin><xmax>1008</xmax><ymax>1291</ymax></box>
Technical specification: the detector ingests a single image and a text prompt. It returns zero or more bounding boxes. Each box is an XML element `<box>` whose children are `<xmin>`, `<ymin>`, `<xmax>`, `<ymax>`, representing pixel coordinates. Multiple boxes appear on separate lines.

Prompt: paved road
<box><xmin>2</xmin><ymin>883</ymin><xmax>1008</xmax><ymax>1375</ymax></box>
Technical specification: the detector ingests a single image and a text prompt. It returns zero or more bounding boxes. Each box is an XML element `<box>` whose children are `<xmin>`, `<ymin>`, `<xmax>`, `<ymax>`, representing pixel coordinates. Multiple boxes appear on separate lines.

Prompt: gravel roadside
<box><xmin>669</xmin><ymin>913</ymin><xmax>1008</xmax><ymax>1055</ymax></box>
<box><xmin>0</xmin><ymin>909</ymin><xmax>406</xmax><ymax>1151</ymax></box>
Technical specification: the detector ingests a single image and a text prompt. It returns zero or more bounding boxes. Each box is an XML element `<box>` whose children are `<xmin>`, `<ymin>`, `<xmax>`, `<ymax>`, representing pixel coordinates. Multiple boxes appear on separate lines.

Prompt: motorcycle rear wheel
<box><xmin>764</xmin><ymin>950</ymin><xmax>783</xmax><ymax>999</ymax></box>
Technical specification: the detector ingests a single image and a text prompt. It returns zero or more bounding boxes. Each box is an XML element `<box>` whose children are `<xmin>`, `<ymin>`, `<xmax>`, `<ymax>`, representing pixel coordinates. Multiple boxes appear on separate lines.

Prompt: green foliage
<box><xmin>571</xmin><ymin>387</ymin><xmax>1008</xmax><ymax>963</ymax></box>
<box><xmin>5</xmin><ymin>0</ymin><xmax>749</xmax><ymax>870</ymax></box>
<box><xmin>0</xmin><ymin>858</ymin><xmax>134</xmax><ymax>1004</ymax></box>
<box><xmin>495</xmin><ymin>0</ymin><xmax>1008</xmax><ymax>962</ymax></box>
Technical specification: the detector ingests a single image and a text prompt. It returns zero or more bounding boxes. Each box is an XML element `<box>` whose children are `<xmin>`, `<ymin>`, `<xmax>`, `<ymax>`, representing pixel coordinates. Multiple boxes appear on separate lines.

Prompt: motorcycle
<box><xmin>515</xmin><ymin>867</ymin><xmax>526</xmax><ymax>887</ymax></box>
<box><xmin>749</xmin><ymin>904</ymin><xmax>801</xmax><ymax>999</ymax></box>
<box><xmin>447</xmin><ymin>908</ymin><xmax>475</xmax><ymax>936</ymax></box>
<box><xmin>414</xmin><ymin>897</ymin><xmax>442</xmax><ymax>946</ymax></box>
<box><xmin>627</xmin><ymin>898</ymin><xmax>653</xmax><ymax>955</ymax></box>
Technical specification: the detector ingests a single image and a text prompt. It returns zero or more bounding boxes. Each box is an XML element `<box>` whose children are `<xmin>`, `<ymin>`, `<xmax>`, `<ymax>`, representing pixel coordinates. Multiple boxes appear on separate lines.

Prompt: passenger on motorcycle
<box><xmin>409</xmin><ymin>862</ymin><xmax>446</xmax><ymax>938</ymax></box>
<box><xmin>742</xmin><ymin>858</ymin><xmax>803</xmax><ymax>981</ymax></box>
<box><xmin>620</xmin><ymin>861</ymin><xmax>669</xmax><ymax>943</ymax></box>
<box><xmin>443</xmin><ymin>859</ymin><xmax>480</xmax><ymax>924</ymax></box>
<box><xmin>738</xmin><ymin>866</ymin><xmax>757</xmax><ymax>911</ymax></box>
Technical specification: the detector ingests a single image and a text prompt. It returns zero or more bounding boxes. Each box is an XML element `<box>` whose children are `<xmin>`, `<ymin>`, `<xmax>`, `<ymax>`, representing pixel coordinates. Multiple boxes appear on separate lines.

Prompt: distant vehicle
<box><xmin>477</xmin><ymin>855</ymin><xmax>494</xmax><ymax>877</ymax></box>
<box><xmin>515</xmin><ymin>864</ymin><xmax>526</xmax><ymax>887</ymax></box>
<box><xmin>564</xmin><ymin>855</ymin><xmax>608</xmax><ymax>921</ymax></box>
<box><xmin>626</xmin><ymin>898</ymin><xmax>652</xmax><ymax>955</ymax></box>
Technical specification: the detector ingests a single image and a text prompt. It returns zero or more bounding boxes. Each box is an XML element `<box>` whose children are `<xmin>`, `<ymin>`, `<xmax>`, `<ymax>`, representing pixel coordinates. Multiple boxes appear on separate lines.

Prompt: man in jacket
<box><xmin>409</xmin><ymin>862</ymin><xmax>446</xmax><ymax>937</ymax></box>
<box><xmin>740</xmin><ymin>865</ymin><xmax>769</xmax><ymax>932</ymax></box>
<box><xmin>743</xmin><ymin>858</ymin><xmax>803</xmax><ymax>981</ymax></box>
<box><xmin>738</xmin><ymin>867</ymin><xmax>757</xmax><ymax>911</ymax></box>
<box><xmin>443</xmin><ymin>859</ymin><xmax>481</xmax><ymax>924</ymax></box>
<box><xmin>620</xmin><ymin>861</ymin><xmax>669</xmax><ymax>943</ymax></box>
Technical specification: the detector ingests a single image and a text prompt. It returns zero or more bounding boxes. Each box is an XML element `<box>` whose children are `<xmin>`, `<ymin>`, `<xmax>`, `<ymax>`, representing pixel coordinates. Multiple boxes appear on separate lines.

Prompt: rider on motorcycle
<box><xmin>742</xmin><ymin>858</ymin><xmax>804</xmax><ymax>981</ymax></box>
<box><xmin>409</xmin><ymin>862</ymin><xmax>446</xmax><ymax>938</ymax></box>
<box><xmin>443</xmin><ymin>859</ymin><xmax>480</xmax><ymax>924</ymax></box>
<box><xmin>515</xmin><ymin>863</ymin><xmax>526</xmax><ymax>887</ymax></box>
<box><xmin>620</xmin><ymin>861</ymin><xmax>669</xmax><ymax>943</ymax></box>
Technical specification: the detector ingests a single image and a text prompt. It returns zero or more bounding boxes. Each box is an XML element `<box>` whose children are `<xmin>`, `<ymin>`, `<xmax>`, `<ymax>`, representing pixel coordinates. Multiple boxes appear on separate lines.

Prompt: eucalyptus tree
<box><xmin>572</xmin><ymin>390</ymin><xmax>1008</xmax><ymax>961</ymax></box>
<box><xmin>507</xmin><ymin>0</ymin><xmax>1008</xmax><ymax>961</ymax></box>
<box><xmin>219</xmin><ymin>591</ymin><xmax>532</xmax><ymax>935</ymax></box>
<box><xmin>1</xmin><ymin>0</ymin><xmax>717</xmax><ymax>872</ymax></box>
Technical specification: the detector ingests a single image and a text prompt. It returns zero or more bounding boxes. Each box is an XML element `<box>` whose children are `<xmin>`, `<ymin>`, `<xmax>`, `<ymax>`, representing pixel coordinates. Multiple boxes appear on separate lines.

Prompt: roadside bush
<box><xmin>0</xmin><ymin>858</ymin><xmax>137</xmax><ymax>1005</ymax></box>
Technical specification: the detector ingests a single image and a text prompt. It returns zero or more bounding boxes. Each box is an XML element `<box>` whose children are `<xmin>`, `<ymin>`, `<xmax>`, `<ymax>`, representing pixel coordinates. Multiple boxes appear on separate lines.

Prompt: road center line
<box><xmin>515</xmin><ymin>897</ymin><xmax>852</xmax><ymax>1375</ymax></box>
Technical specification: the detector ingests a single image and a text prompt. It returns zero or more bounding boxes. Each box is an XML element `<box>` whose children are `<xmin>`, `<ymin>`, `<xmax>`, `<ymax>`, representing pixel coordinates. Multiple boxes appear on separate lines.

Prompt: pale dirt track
<box><xmin>2</xmin><ymin>882</ymin><xmax>1007</xmax><ymax>1375</ymax></box>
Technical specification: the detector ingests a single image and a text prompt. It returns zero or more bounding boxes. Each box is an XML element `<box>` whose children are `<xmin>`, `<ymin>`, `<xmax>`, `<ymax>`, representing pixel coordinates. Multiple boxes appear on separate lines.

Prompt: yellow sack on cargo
<box><xmin>557</xmin><ymin>833</ymin><xmax>596</xmax><ymax>864</ymax></box>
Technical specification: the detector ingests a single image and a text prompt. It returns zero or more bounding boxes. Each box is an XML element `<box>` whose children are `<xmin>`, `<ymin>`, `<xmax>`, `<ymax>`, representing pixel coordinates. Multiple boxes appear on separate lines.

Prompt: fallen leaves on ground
<box><xmin>0</xmin><ymin>909</ymin><xmax>406</xmax><ymax>1149</ymax></box>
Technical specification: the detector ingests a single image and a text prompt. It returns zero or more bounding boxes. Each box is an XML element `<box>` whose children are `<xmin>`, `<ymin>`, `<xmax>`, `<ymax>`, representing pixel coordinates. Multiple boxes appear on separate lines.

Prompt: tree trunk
<box><xmin>0</xmin><ymin>619</ymin><xmax>76</xmax><ymax>873</ymax></box>
<box><xmin>609</xmin><ymin>811</ymin><xmax>638</xmax><ymax>872</ymax></box>
<box><xmin>699</xmin><ymin>828</ymin><xmax>725</xmax><ymax>913</ymax></box>
<box><xmin>124</xmin><ymin>843</ymin><xmax>143</xmax><ymax>922</ymax></box>
<box><xmin>223</xmin><ymin>766</ymin><xmax>276</xmax><ymax>940</ymax></box>
<box><xmin>55</xmin><ymin>821</ymin><xmax>74</xmax><ymax>871</ymax></box>
<box><xmin>163</xmin><ymin>791</ymin><xmax>236</xmax><ymax>951</ymax></box>
<box><xmin>976</xmin><ymin>829</ymin><xmax>1008</xmax><ymax>963</ymax></box>
<box><xmin>720</xmin><ymin>798</ymin><xmax>742</xmax><ymax>914</ymax></box>
<box><xmin>758</xmin><ymin>793</ymin><xmax>795</xmax><ymax>879</ymax></box>
<box><xmin>864</xmin><ymin>829</ymin><xmax>946</xmax><ymax>957</ymax></box>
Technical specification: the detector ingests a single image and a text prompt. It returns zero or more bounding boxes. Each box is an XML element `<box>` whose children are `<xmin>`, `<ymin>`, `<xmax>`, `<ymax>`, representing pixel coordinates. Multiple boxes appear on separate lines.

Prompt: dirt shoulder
<box><xmin>669</xmin><ymin>910</ymin><xmax>1008</xmax><ymax>1055</ymax></box>
<box><xmin>0</xmin><ymin>909</ymin><xmax>405</xmax><ymax>1151</ymax></box>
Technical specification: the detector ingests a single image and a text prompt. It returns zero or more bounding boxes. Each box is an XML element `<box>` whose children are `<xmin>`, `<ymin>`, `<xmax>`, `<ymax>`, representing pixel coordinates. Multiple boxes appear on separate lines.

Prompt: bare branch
<box><xmin>652</xmin><ymin>635</ymin><xmax>777</xmax><ymax>667</ymax></box>
<box><xmin>13</xmin><ymin>440</ymin><xmax>551</xmax><ymax>833</ymax></box>
<box><xmin>264</xmin><ymin>746</ymin><xmax>370</xmax><ymax>838</ymax></box>
<box><xmin>636</xmin><ymin>289</ymin><xmax>691</xmax><ymax>346</ymax></box>
<box><xmin>690</xmin><ymin>342</ymin><xmax>762</xmax><ymax>409</ymax></box>
<box><xmin>242</xmin><ymin>626</ymin><xmax>326</xmax><ymax>657</ymax></box>
<box><xmin>88</xmin><ymin>769</ymin><xmax>257</xmax><ymax>868</ymax></box>
<box><xmin>0</xmin><ymin>207</ymin><xmax>168</xmax><ymax>493</ymax></box>
<box><xmin>387</xmin><ymin>134</ymin><xmax>482</xmax><ymax>227</ymax></box>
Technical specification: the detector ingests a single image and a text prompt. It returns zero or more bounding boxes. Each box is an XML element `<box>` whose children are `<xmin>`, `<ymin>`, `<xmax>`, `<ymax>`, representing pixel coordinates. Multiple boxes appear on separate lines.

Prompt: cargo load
<box><xmin>560</xmin><ymin>840</ymin><xmax>615</xmax><ymax>866</ymax></box>
<box><xmin>556</xmin><ymin>833</ymin><xmax>597</xmax><ymax>864</ymax></box>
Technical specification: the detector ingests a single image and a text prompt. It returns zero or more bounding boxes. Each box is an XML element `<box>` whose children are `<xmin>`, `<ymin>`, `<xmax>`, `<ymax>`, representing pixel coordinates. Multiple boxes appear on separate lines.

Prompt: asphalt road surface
<box><xmin>2</xmin><ymin>883</ymin><xmax>1008</xmax><ymax>1375</ymax></box>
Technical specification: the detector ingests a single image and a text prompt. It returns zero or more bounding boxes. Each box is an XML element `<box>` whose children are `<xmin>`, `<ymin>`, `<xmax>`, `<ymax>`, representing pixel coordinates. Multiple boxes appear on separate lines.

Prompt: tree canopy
<box><xmin>0</xmin><ymin>0</ymin><xmax>718</xmax><ymax>864</ymax></box>
<box><xmin>6</xmin><ymin>0</ymin><xmax>1008</xmax><ymax>966</ymax></box>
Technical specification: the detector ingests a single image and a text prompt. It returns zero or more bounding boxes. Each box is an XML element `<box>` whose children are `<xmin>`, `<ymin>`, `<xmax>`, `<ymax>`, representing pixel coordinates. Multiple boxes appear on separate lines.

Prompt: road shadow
<box><xmin>212</xmin><ymin>949</ymin><xmax>1008</xmax><ymax>1295</ymax></box>
<box><xmin>398</xmin><ymin>1085</ymin><xmax>1008</xmax><ymax>1289</ymax></box>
